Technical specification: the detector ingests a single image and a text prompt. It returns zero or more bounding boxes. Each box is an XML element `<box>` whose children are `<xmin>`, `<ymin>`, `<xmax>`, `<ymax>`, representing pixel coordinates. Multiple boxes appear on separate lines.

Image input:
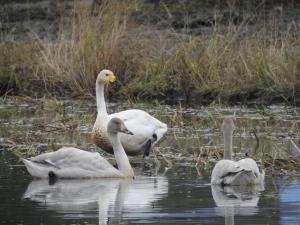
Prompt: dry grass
<box><xmin>36</xmin><ymin>0</ymin><xmax>143</xmax><ymax>95</ymax></box>
<box><xmin>0</xmin><ymin>42</ymin><xmax>38</xmax><ymax>95</ymax></box>
<box><xmin>125</xmin><ymin>22</ymin><xmax>300</xmax><ymax>103</ymax></box>
<box><xmin>1</xmin><ymin>0</ymin><xmax>300</xmax><ymax>103</ymax></box>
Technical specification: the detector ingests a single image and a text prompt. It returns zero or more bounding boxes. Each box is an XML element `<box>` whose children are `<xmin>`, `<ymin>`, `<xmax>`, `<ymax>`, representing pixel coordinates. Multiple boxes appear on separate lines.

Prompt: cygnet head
<box><xmin>221</xmin><ymin>117</ymin><xmax>235</xmax><ymax>133</ymax></box>
<box><xmin>107</xmin><ymin>118</ymin><xmax>134</xmax><ymax>135</ymax></box>
<box><xmin>96</xmin><ymin>69</ymin><xmax>116</xmax><ymax>84</ymax></box>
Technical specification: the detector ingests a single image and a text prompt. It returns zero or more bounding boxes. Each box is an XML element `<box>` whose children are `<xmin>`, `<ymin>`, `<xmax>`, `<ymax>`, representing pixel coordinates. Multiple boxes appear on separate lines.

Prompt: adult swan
<box><xmin>211</xmin><ymin>117</ymin><xmax>265</xmax><ymax>186</ymax></box>
<box><xmin>92</xmin><ymin>69</ymin><xmax>168</xmax><ymax>157</ymax></box>
<box><xmin>23</xmin><ymin>118</ymin><xmax>135</xmax><ymax>179</ymax></box>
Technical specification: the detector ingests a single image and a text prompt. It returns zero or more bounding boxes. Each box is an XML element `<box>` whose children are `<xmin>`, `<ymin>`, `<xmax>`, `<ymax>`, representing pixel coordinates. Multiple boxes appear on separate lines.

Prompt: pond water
<box><xmin>0</xmin><ymin>98</ymin><xmax>300</xmax><ymax>225</ymax></box>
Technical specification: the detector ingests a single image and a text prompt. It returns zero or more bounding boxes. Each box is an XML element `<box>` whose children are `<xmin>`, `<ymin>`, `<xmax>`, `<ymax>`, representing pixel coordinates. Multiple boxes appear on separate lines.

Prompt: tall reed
<box><xmin>1</xmin><ymin>0</ymin><xmax>299</xmax><ymax>103</ymax></box>
<box><xmin>37</xmin><ymin>0</ymin><xmax>142</xmax><ymax>95</ymax></box>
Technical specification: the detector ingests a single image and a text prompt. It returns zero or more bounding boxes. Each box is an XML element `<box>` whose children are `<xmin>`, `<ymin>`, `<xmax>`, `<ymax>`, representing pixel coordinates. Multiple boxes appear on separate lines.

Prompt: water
<box><xmin>1</xmin><ymin>159</ymin><xmax>300</xmax><ymax>225</ymax></box>
<box><xmin>0</xmin><ymin>99</ymin><xmax>300</xmax><ymax>225</ymax></box>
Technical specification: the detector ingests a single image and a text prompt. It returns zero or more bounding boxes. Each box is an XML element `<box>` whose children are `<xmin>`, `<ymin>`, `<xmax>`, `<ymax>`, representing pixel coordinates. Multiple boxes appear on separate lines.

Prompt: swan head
<box><xmin>221</xmin><ymin>117</ymin><xmax>235</xmax><ymax>133</ymax></box>
<box><xmin>97</xmin><ymin>69</ymin><xmax>116</xmax><ymax>84</ymax></box>
<box><xmin>107</xmin><ymin>118</ymin><xmax>134</xmax><ymax>135</ymax></box>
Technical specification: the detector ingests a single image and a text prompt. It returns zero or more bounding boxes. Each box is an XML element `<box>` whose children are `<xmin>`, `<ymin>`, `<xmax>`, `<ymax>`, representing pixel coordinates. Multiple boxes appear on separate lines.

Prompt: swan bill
<box><xmin>108</xmin><ymin>73</ymin><xmax>116</xmax><ymax>82</ymax></box>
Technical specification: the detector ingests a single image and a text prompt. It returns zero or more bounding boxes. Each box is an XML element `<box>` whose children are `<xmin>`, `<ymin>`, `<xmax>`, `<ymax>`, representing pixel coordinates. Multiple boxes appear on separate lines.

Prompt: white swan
<box><xmin>211</xmin><ymin>118</ymin><xmax>265</xmax><ymax>186</ymax></box>
<box><xmin>92</xmin><ymin>69</ymin><xmax>168</xmax><ymax>157</ymax></box>
<box><xmin>23</xmin><ymin>118</ymin><xmax>135</xmax><ymax>178</ymax></box>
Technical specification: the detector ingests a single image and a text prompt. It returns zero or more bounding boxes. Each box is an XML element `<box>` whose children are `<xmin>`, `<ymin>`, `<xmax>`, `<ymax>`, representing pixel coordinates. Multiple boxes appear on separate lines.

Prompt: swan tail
<box><xmin>23</xmin><ymin>158</ymin><xmax>56</xmax><ymax>178</ymax></box>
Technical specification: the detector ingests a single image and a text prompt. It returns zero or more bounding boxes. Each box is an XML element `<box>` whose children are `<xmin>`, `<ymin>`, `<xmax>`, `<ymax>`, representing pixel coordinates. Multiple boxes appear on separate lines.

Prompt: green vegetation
<box><xmin>1</xmin><ymin>0</ymin><xmax>300</xmax><ymax>104</ymax></box>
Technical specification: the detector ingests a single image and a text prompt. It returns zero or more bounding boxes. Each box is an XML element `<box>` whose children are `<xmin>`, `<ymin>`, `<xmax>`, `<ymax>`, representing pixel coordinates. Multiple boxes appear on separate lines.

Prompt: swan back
<box><xmin>109</xmin><ymin>109</ymin><xmax>167</xmax><ymax>151</ymax></box>
<box><xmin>237</xmin><ymin>158</ymin><xmax>265</xmax><ymax>185</ymax></box>
<box><xmin>23</xmin><ymin>147</ymin><xmax>122</xmax><ymax>178</ymax></box>
<box><xmin>211</xmin><ymin>160</ymin><xmax>244</xmax><ymax>185</ymax></box>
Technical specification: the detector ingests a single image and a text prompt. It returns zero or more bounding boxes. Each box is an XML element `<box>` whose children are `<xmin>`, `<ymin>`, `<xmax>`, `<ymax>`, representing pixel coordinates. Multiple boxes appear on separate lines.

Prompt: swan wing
<box><xmin>23</xmin><ymin>147</ymin><xmax>120</xmax><ymax>178</ymax></box>
<box><xmin>109</xmin><ymin>109</ymin><xmax>167</xmax><ymax>148</ymax></box>
<box><xmin>238</xmin><ymin>158</ymin><xmax>265</xmax><ymax>184</ymax></box>
<box><xmin>110</xmin><ymin>109</ymin><xmax>167</xmax><ymax>133</ymax></box>
<box><xmin>211</xmin><ymin>160</ymin><xmax>244</xmax><ymax>185</ymax></box>
<box><xmin>211</xmin><ymin>159</ymin><xmax>265</xmax><ymax>186</ymax></box>
<box><xmin>237</xmin><ymin>158</ymin><xmax>260</xmax><ymax>175</ymax></box>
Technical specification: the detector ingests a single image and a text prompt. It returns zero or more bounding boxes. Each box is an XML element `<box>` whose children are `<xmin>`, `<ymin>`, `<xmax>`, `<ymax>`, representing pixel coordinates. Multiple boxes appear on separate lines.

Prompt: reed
<box><xmin>1</xmin><ymin>0</ymin><xmax>299</xmax><ymax>104</ymax></box>
<box><xmin>36</xmin><ymin>0</ymin><xmax>142</xmax><ymax>95</ymax></box>
<box><xmin>124</xmin><ymin>24</ymin><xmax>300</xmax><ymax>103</ymax></box>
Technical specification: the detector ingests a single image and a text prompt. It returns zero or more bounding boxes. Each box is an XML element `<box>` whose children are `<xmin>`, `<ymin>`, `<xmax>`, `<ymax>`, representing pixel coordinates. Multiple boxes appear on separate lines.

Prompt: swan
<box><xmin>211</xmin><ymin>118</ymin><xmax>265</xmax><ymax>186</ymax></box>
<box><xmin>91</xmin><ymin>69</ymin><xmax>168</xmax><ymax>157</ymax></box>
<box><xmin>23</xmin><ymin>118</ymin><xmax>135</xmax><ymax>179</ymax></box>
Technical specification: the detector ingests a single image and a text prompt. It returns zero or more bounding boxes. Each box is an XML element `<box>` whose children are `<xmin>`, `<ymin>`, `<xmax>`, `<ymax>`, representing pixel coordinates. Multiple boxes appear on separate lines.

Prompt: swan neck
<box><xmin>96</xmin><ymin>81</ymin><xmax>108</xmax><ymax>115</ymax></box>
<box><xmin>108</xmin><ymin>133</ymin><xmax>133</xmax><ymax>177</ymax></box>
<box><xmin>223</xmin><ymin>130</ymin><xmax>233</xmax><ymax>160</ymax></box>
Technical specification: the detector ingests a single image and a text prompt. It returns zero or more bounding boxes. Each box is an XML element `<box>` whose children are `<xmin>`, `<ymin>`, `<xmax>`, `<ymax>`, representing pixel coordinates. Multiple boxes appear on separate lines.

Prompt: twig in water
<box><xmin>250</xmin><ymin>129</ymin><xmax>260</xmax><ymax>155</ymax></box>
<box><xmin>195</xmin><ymin>147</ymin><xmax>203</xmax><ymax>167</ymax></box>
<box><xmin>290</xmin><ymin>140</ymin><xmax>300</xmax><ymax>153</ymax></box>
<box><xmin>156</xmin><ymin>149</ymin><xmax>173</xmax><ymax>170</ymax></box>
<box><xmin>290</xmin><ymin>140</ymin><xmax>300</xmax><ymax>158</ymax></box>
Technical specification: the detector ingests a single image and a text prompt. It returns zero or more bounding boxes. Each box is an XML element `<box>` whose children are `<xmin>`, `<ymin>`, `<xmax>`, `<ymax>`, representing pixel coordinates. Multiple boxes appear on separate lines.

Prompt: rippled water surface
<box><xmin>0</xmin><ymin>99</ymin><xmax>300</xmax><ymax>225</ymax></box>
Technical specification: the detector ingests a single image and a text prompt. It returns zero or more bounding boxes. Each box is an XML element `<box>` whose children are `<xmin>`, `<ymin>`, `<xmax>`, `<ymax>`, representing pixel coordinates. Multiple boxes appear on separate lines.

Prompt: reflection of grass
<box><xmin>43</xmin><ymin>98</ymin><xmax>65</xmax><ymax>114</ymax></box>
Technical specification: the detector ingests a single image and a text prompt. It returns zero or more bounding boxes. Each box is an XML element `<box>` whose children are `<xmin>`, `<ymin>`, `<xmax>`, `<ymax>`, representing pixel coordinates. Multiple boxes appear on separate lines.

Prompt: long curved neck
<box><xmin>223</xmin><ymin>129</ymin><xmax>233</xmax><ymax>160</ymax></box>
<box><xmin>96</xmin><ymin>81</ymin><xmax>108</xmax><ymax>116</ymax></box>
<box><xmin>108</xmin><ymin>133</ymin><xmax>133</xmax><ymax>177</ymax></box>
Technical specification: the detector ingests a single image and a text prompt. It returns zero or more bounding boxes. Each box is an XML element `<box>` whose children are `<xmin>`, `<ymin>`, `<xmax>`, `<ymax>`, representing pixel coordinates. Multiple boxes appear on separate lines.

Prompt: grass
<box><xmin>1</xmin><ymin>0</ymin><xmax>300</xmax><ymax>104</ymax></box>
<box><xmin>0</xmin><ymin>42</ymin><xmax>38</xmax><ymax>95</ymax></box>
<box><xmin>126</xmin><ymin>26</ymin><xmax>300</xmax><ymax>103</ymax></box>
<box><xmin>37</xmin><ymin>0</ymin><xmax>140</xmax><ymax>95</ymax></box>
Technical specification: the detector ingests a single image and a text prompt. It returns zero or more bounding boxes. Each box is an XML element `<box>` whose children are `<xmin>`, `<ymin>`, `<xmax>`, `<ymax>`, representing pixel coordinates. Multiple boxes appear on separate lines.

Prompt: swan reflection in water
<box><xmin>211</xmin><ymin>184</ymin><xmax>264</xmax><ymax>225</ymax></box>
<box><xmin>23</xmin><ymin>176</ymin><xmax>168</xmax><ymax>224</ymax></box>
